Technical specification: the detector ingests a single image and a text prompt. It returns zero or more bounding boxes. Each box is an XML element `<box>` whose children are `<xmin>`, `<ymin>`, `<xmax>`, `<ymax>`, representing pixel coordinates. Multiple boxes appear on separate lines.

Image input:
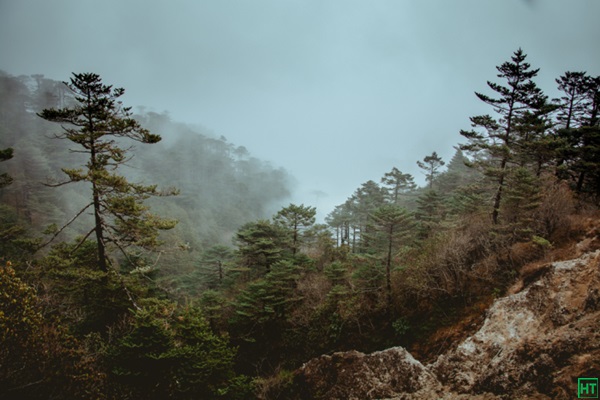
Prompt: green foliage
<box><xmin>38</xmin><ymin>72</ymin><xmax>177</xmax><ymax>272</ymax></box>
<box><xmin>0</xmin><ymin>263</ymin><xmax>44</xmax><ymax>364</ymax></box>
<box><xmin>324</xmin><ymin>261</ymin><xmax>348</xmax><ymax>285</ymax></box>
<box><xmin>326</xmin><ymin>180</ymin><xmax>388</xmax><ymax>252</ymax></box>
<box><xmin>531</xmin><ymin>235</ymin><xmax>552</xmax><ymax>249</ymax></box>
<box><xmin>273</xmin><ymin>203</ymin><xmax>316</xmax><ymax>256</ymax></box>
<box><xmin>0</xmin><ymin>204</ymin><xmax>35</xmax><ymax>261</ymax></box>
<box><xmin>392</xmin><ymin>317</ymin><xmax>411</xmax><ymax>338</ymax></box>
<box><xmin>0</xmin><ymin>263</ymin><xmax>105</xmax><ymax>399</ymax></box>
<box><xmin>501</xmin><ymin>167</ymin><xmax>543</xmax><ymax>240</ymax></box>
<box><xmin>415</xmin><ymin>190</ymin><xmax>446</xmax><ymax>238</ymax></box>
<box><xmin>460</xmin><ymin>48</ymin><xmax>548</xmax><ymax>224</ymax></box>
<box><xmin>235</xmin><ymin>219</ymin><xmax>291</xmax><ymax>276</ymax></box>
<box><xmin>231</xmin><ymin>261</ymin><xmax>301</xmax><ymax>331</ymax></box>
<box><xmin>417</xmin><ymin>151</ymin><xmax>445</xmax><ymax>190</ymax></box>
<box><xmin>3</xmin><ymin>56</ymin><xmax>600</xmax><ymax>400</ymax></box>
<box><xmin>34</xmin><ymin>240</ymin><xmax>136</xmax><ymax>333</ymax></box>
<box><xmin>107</xmin><ymin>302</ymin><xmax>240</xmax><ymax>399</ymax></box>
<box><xmin>380</xmin><ymin>167</ymin><xmax>416</xmax><ymax>204</ymax></box>
<box><xmin>195</xmin><ymin>245</ymin><xmax>235</xmax><ymax>290</ymax></box>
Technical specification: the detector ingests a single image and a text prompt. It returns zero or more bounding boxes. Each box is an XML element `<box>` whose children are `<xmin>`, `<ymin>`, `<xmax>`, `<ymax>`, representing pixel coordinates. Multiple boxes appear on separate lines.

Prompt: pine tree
<box><xmin>436</xmin><ymin>147</ymin><xmax>478</xmax><ymax>194</ymax></box>
<box><xmin>553</xmin><ymin>71</ymin><xmax>594</xmax><ymax>130</ymax></box>
<box><xmin>380</xmin><ymin>167</ymin><xmax>416</xmax><ymax>204</ymax></box>
<box><xmin>415</xmin><ymin>189</ymin><xmax>445</xmax><ymax>238</ymax></box>
<box><xmin>501</xmin><ymin>167</ymin><xmax>542</xmax><ymax>240</ymax></box>
<box><xmin>38</xmin><ymin>73</ymin><xmax>177</xmax><ymax>272</ymax></box>
<box><xmin>460</xmin><ymin>49</ymin><xmax>547</xmax><ymax>224</ymax></box>
<box><xmin>417</xmin><ymin>151</ymin><xmax>445</xmax><ymax>190</ymax></box>
<box><xmin>234</xmin><ymin>219</ymin><xmax>289</xmax><ymax>275</ymax></box>
<box><xmin>554</xmin><ymin>73</ymin><xmax>600</xmax><ymax>196</ymax></box>
<box><xmin>196</xmin><ymin>245</ymin><xmax>234</xmax><ymax>289</ymax></box>
<box><xmin>348</xmin><ymin>180</ymin><xmax>387</xmax><ymax>252</ymax></box>
<box><xmin>325</xmin><ymin>204</ymin><xmax>352</xmax><ymax>247</ymax></box>
<box><xmin>367</xmin><ymin>205</ymin><xmax>415</xmax><ymax>308</ymax></box>
<box><xmin>273</xmin><ymin>203</ymin><xmax>316</xmax><ymax>257</ymax></box>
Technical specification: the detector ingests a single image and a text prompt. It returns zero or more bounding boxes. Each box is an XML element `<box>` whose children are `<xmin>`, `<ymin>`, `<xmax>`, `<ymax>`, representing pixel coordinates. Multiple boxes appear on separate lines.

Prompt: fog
<box><xmin>1</xmin><ymin>0</ymin><xmax>599</xmax><ymax>220</ymax></box>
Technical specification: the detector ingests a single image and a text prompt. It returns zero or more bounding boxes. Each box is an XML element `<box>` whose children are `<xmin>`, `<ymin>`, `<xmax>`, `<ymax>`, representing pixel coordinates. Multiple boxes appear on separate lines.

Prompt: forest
<box><xmin>1</xmin><ymin>48</ymin><xmax>599</xmax><ymax>399</ymax></box>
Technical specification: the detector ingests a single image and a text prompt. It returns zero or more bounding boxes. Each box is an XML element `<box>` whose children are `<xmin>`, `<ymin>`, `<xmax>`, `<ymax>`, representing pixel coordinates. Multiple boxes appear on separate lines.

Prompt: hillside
<box><xmin>0</xmin><ymin>71</ymin><xmax>291</xmax><ymax>290</ymax></box>
<box><xmin>296</xmin><ymin>217</ymin><xmax>600</xmax><ymax>399</ymax></box>
<box><xmin>1</xmin><ymin>52</ymin><xmax>599</xmax><ymax>400</ymax></box>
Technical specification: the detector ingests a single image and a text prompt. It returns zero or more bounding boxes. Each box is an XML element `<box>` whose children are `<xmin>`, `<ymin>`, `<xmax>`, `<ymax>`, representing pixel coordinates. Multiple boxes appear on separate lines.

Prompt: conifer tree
<box><xmin>326</xmin><ymin>204</ymin><xmax>352</xmax><ymax>247</ymax></box>
<box><xmin>460</xmin><ymin>49</ymin><xmax>547</xmax><ymax>224</ymax></box>
<box><xmin>350</xmin><ymin>180</ymin><xmax>387</xmax><ymax>252</ymax></box>
<box><xmin>273</xmin><ymin>203</ymin><xmax>316</xmax><ymax>256</ymax></box>
<box><xmin>380</xmin><ymin>167</ymin><xmax>416</xmax><ymax>204</ymax></box>
<box><xmin>554</xmin><ymin>73</ymin><xmax>600</xmax><ymax>195</ymax></box>
<box><xmin>501</xmin><ymin>167</ymin><xmax>542</xmax><ymax>240</ymax></box>
<box><xmin>436</xmin><ymin>147</ymin><xmax>478</xmax><ymax>193</ymax></box>
<box><xmin>38</xmin><ymin>73</ymin><xmax>177</xmax><ymax>272</ymax></box>
<box><xmin>197</xmin><ymin>245</ymin><xmax>234</xmax><ymax>288</ymax></box>
<box><xmin>417</xmin><ymin>151</ymin><xmax>445</xmax><ymax>190</ymax></box>
<box><xmin>554</xmin><ymin>71</ymin><xmax>591</xmax><ymax>130</ymax></box>
<box><xmin>415</xmin><ymin>189</ymin><xmax>445</xmax><ymax>238</ymax></box>
<box><xmin>234</xmin><ymin>219</ymin><xmax>289</xmax><ymax>275</ymax></box>
<box><xmin>367</xmin><ymin>205</ymin><xmax>415</xmax><ymax>308</ymax></box>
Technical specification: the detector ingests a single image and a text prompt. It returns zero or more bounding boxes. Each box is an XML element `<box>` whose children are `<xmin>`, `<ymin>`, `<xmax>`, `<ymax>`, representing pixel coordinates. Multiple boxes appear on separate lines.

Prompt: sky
<box><xmin>1</xmin><ymin>0</ymin><xmax>599</xmax><ymax>221</ymax></box>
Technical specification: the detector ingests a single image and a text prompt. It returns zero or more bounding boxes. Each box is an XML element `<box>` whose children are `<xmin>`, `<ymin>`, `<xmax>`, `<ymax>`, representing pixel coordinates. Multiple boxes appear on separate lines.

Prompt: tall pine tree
<box><xmin>460</xmin><ymin>49</ymin><xmax>547</xmax><ymax>224</ymax></box>
<box><xmin>38</xmin><ymin>73</ymin><xmax>177</xmax><ymax>272</ymax></box>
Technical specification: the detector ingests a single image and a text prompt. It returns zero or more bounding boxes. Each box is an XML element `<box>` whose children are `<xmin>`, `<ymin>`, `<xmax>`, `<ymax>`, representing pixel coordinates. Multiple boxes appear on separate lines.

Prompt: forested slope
<box><xmin>0</xmin><ymin>70</ymin><xmax>291</xmax><ymax>288</ymax></box>
<box><xmin>1</xmin><ymin>49</ymin><xmax>599</xmax><ymax>399</ymax></box>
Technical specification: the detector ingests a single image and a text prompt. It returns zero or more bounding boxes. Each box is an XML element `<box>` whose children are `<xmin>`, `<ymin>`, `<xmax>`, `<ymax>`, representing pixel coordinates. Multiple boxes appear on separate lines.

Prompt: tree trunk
<box><xmin>386</xmin><ymin>225</ymin><xmax>393</xmax><ymax>309</ymax></box>
<box><xmin>492</xmin><ymin>157</ymin><xmax>508</xmax><ymax>225</ymax></box>
<box><xmin>92</xmin><ymin>182</ymin><xmax>108</xmax><ymax>272</ymax></box>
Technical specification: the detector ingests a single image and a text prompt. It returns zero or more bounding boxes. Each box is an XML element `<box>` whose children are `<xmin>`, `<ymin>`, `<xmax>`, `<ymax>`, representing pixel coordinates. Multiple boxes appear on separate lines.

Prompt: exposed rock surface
<box><xmin>298</xmin><ymin>347</ymin><xmax>441</xmax><ymax>399</ymax></box>
<box><xmin>296</xmin><ymin>250</ymin><xmax>600</xmax><ymax>399</ymax></box>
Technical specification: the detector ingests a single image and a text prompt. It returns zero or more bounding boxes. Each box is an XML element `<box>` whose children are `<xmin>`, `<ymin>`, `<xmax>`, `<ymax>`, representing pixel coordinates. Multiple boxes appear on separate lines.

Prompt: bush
<box><xmin>106</xmin><ymin>302</ymin><xmax>242</xmax><ymax>399</ymax></box>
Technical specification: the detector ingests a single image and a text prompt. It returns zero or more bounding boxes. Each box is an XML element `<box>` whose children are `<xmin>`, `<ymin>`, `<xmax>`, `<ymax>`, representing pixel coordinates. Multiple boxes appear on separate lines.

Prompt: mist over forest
<box><xmin>1</xmin><ymin>45</ymin><xmax>600</xmax><ymax>399</ymax></box>
<box><xmin>0</xmin><ymin>70</ymin><xmax>292</xmax><ymax>287</ymax></box>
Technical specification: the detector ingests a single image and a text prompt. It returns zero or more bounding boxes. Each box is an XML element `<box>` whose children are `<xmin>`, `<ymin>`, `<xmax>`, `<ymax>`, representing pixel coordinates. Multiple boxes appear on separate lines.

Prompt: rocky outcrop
<box><xmin>298</xmin><ymin>347</ymin><xmax>441</xmax><ymax>399</ymax></box>
<box><xmin>296</xmin><ymin>250</ymin><xmax>600</xmax><ymax>399</ymax></box>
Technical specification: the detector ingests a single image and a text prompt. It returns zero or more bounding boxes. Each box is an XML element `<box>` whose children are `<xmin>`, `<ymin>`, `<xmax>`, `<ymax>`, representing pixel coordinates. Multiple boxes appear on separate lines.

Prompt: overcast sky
<box><xmin>1</xmin><ymin>0</ymin><xmax>599</xmax><ymax>221</ymax></box>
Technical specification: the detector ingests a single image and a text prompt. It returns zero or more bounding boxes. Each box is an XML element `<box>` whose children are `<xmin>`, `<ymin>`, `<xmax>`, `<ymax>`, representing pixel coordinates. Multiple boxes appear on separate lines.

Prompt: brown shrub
<box><xmin>394</xmin><ymin>213</ymin><xmax>495</xmax><ymax>309</ymax></box>
<box><xmin>533</xmin><ymin>176</ymin><xmax>575</xmax><ymax>239</ymax></box>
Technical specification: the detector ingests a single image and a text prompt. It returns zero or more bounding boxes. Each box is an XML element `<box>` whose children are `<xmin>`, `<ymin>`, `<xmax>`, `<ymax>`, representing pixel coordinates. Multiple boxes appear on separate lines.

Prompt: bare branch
<box><xmin>69</xmin><ymin>227</ymin><xmax>96</xmax><ymax>254</ymax></box>
<box><xmin>43</xmin><ymin>179</ymin><xmax>75</xmax><ymax>188</ymax></box>
<box><xmin>37</xmin><ymin>202</ymin><xmax>94</xmax><ymax>250</ymax></box>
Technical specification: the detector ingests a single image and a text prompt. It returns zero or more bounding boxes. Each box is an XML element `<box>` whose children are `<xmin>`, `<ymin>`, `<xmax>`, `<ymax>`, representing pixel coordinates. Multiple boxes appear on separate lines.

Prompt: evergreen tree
<box><xmin>348</xmin><ymin>180</ymin><xmax>387</xmax><ymax>252</ymax></box>
<box><xmin>460</xmin><ymin>48</ymin><xmax>547</xmax><ymax>224</ymax></box>
<box><xmin>417</xmin><ymin>151</ymin><xmax>445</xmax><ymax>190</ymax></box>
<box><xmin>326</xmin><ymin>203</ymin><xmax>353</xmax><ymax>247</ymax></box>
<box><xmin>380</xmin><ymin>167</ymin><xmax>416</xmax><ymax>204</ymax></box>
<box><xmin>500</xmin><ymin>167</ymin><xmax>542</xmax><ymax>240</ymax></box>
<box><xmin>512</xmin><ymin>107</ymin><xmax>556</xmax><ymax>176</ymax></box>
<box><xmin>366</xmin><ymin>205</ymin><xmax>415</xmax><ymax>308</ymax></box>
<box><xmin>415</xmin><ymin>189</ymin><xmax>445</xmax><ymax>238</ymax></box>
<box><xmin>436</xmin><ymin>147</ymin><xmax>478</xmax><ymax>193</ymax></box>
<box><xmin>196</xmin><ymin>245</ymin><xmax>234</xmax><ymax>289</ymax></box>
<box><xmin>37</xmin><ymin>73</ymin><xmax>177</xmax><ymax>272</ymax></box>
<box><xmin>234</xmin><ymin>219</ymin><xmax>289</xmax><ymax>275</ymax></box>
<box><xmin>108</xmin><ymin>303</ymin><xmax>240</xmax><ymax>399</ymax></box>
<box><xmin>554</xmin><ymin>73</ymin><xmax>600</xmax><ymax>196</ymax></box>
<box><xmin>553</xmin><ymin>71</ymin><xmax>592</xmax><ymax>130</ymax></box>
<box><xmin>273</xmin><ymin>203</ymin><xmax>316</xmax><ymax>257</ymax></box>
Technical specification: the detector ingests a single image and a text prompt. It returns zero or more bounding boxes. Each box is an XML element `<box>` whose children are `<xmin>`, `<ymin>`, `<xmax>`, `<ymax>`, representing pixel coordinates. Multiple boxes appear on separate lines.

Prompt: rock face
<box><xmin>296</xmin><ymin>250</ymin><xmax>600</xmax><ymax>399</ymax></box>
<box><xmin>298</xmin><ymin>347</ymin><xmax>441</xmax><ymax>400</ymax></box>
